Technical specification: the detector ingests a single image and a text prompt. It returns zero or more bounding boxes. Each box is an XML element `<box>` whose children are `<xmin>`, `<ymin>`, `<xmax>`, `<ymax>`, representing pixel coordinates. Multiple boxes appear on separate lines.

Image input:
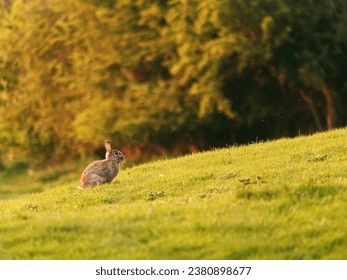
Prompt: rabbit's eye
<box><xmin>113</xmin><ymin>151</ymin><xmax>121</xmax><ymax>157</ymax></box>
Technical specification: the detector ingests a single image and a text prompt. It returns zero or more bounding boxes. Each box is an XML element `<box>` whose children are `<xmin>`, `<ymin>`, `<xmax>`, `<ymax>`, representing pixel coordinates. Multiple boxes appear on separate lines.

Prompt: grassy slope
<box><xmin>0</xmin><ymin>161</ymin><xmax>89</xmax><ymax>200</ymax></box>
<box><xmin>0</xmin><ymin>129</ymin><xmax>346</xmax><ymax>260</ymax></box>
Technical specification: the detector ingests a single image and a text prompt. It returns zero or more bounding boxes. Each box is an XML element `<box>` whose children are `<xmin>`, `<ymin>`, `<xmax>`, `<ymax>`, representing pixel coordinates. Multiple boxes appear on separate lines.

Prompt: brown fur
<box><xmin>79</xmin><ymin>141</ymin><xmax>125</xmax><ymax>189</ymax></box>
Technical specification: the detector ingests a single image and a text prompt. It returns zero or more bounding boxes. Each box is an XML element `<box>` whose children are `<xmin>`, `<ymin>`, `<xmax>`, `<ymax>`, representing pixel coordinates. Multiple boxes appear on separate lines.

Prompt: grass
<box><xmin>0</xmin><ymin>161</ymin><xmax>86</xmax><ymax>200</ymax></box>
<box><xmin>0</xmin><ymin>128</ymin><xmax>347</xmax><ymax>259</ymax></box>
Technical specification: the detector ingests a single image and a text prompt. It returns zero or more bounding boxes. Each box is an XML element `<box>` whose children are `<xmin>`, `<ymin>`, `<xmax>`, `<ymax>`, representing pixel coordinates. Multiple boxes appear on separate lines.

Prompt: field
<box><xmin>0</xmin><ymin>128</ymin><xmax>346</xmax><ymax>259</ymax></box>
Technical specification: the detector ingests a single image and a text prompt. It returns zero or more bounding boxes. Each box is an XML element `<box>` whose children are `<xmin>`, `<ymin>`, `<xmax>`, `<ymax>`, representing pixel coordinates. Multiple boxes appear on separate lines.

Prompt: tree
<box><xmin>0</xmin><ymin>0</ymin><xmax>100</xmax><ymax>163</ymax></box>
<box><xmin>0</xmin><ymin>0</ymin><xmax>346</xmax><ymax>166</ymax></box>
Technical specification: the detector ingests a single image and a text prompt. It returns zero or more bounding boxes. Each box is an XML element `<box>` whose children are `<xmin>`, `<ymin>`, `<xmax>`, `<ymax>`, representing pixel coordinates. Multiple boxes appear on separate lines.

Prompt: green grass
<box><xmin>0</xmin><ymin>128</ymin><xmax>347</xmax><ymax>259</ymax></box>
<box><xmin>0</xmin><ymin>161</ymin><xmax>86</xmax><ymax>200</ymax></box>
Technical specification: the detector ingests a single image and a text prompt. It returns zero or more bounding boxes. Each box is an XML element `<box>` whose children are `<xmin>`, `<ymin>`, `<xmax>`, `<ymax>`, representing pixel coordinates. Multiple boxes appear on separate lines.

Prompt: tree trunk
<box><xmin>321</xmin><ymin>85</ymin><xmax>335</xmax><ymax>130</ymax></box>
<box><xmin>299</xmin><ymin>90</ymin><xmax>323</xmax><ymax>131</ymax></box>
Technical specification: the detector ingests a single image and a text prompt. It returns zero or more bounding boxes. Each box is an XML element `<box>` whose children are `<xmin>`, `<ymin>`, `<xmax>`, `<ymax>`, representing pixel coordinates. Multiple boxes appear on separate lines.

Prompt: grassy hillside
<box><xmin>0</xmin><ymin>129</ymin><xmax>347</xmax><ymax>259</ymax></box>
<box><xmin>0</xmin><ymin>161</ymin><xmax>85</xmax><ymax>200</ymax></box>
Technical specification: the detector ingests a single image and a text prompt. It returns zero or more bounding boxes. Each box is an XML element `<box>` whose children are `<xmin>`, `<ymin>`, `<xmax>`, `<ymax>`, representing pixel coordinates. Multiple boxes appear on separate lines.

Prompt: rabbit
<box><xmin>78</xmin><ymin>141</ymin><xmax>125</xmax><ymax>189</ymax></box>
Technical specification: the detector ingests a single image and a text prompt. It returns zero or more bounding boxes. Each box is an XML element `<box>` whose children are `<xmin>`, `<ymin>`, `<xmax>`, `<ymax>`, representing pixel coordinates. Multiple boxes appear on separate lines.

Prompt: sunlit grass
<box><xmin>0</xmin><ymin>128</ymin><xmax>347</xmax><ymax>259</ymax></box>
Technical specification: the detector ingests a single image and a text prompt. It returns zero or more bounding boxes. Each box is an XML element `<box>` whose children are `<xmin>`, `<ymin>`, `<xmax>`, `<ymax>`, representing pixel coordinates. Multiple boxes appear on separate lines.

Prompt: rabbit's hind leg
<box><xmin>87</xmin><ymin>174</ymin><xmax>107</xmax><ymax>187</ymax></box>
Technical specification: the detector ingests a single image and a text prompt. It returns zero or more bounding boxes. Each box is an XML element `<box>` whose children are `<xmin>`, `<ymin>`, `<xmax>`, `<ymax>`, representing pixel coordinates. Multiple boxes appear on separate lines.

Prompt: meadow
<box><xmin>0</xmin><ymin>128</ymin><xmax>346</xmax><ymax>259</ymax></box>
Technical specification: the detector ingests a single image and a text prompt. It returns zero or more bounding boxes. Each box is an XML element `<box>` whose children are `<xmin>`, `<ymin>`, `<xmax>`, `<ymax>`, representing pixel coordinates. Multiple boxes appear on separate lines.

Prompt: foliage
<box><xmin>0</xmin><ymin>128</ymin><xmax>347</xmax><ymax>259</ymax></box>
<box><xmin>0</xmin><ymin>0</ymin><xmax>346</xmax><ymax>164</ymax></box>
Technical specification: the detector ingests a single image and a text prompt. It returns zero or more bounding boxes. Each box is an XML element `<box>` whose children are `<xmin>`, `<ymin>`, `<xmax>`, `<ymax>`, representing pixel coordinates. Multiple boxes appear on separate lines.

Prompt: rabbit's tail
<box><xmin>77</xmin><ymin>185</ymin><xmax>84</xmax><ymax>190</ymax></box>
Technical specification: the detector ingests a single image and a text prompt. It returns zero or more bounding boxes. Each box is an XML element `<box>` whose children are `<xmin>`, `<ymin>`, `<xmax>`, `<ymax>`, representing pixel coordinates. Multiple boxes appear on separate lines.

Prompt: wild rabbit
<box><xmin>78</xmin><ymin>141</ymin><xmax>125</xmax><ymax>189</ymax></box>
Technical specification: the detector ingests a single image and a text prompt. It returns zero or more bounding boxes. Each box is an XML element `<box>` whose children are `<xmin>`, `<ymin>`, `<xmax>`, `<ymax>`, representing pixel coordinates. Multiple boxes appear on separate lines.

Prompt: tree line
<box><xmin>0</xmin><ymin>0</ymin><xmax>346</xmax><ymax>166</ymax></box>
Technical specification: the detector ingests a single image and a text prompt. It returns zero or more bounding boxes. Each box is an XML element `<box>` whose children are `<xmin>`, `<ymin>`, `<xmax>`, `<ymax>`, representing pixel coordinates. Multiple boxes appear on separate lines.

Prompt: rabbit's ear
<box><xmin>105</xmin><ymin>141</ymin><xmax>112</xmax><ymax>151</ymax></box>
